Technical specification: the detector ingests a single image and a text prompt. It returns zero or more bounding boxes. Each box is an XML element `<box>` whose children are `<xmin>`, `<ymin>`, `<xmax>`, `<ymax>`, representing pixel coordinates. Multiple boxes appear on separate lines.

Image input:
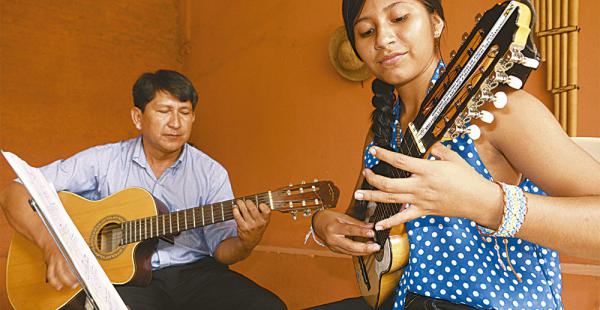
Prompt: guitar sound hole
<box><xmin>96</xmin><ymin>223</ymin><xmax>123</xmax><ymax>254</ymax></box>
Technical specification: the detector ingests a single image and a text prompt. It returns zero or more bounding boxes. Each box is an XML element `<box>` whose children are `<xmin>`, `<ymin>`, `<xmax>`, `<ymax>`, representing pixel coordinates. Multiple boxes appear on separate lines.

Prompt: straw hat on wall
<box><xmin>328</xmin><ymin>26</ymin><xmax>371</xmax><ymax>81</ymax></box>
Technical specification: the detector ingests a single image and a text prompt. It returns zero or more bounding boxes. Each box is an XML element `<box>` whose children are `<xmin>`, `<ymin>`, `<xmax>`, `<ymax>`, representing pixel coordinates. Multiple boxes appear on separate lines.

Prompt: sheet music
<box><xmin>2</xmin><ymin>151</ymin><xmax>127</xmax><ymax>310</ymax></box>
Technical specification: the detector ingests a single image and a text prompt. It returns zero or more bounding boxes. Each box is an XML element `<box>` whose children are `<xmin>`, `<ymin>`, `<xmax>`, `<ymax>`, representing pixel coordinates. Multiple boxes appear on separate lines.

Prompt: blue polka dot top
<box><xmin>363</xmin><ymin>62</ymin><xmax>563</xmax><ymax>309</ymax></box>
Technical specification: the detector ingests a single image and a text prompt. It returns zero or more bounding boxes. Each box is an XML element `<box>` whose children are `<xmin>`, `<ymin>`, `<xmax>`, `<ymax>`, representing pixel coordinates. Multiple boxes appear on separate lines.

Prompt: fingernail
<box><xmin>368</xmin><ymin>243</ymin><xmax>381</xmax><ymax>251</ymax></box>
<box><xmin>71</xmin><ymin>283</ymin><xmax>79</xmax><ymax>289</ymax></box>
<box><xmin>375</xmin><ymin>224</ymin><xmax>384</xmax><ymax>231</ymax></box>
<box><xmin>369</xmin><ymin>147</ymin><xmax>377</xmax><ymax>156</ymax></box>
<box><xmin>354</xmin><ymin>191</ymin><xmax>364</xmax><ymax>200</ymax></box>
<box><xmin>367</xmin><ymin>230</ymin><xmax>374</xmax><ymax>238</ymax></box>
<box><xmin>362</xmin><ymin>169</ymin><xmax>367</xmax><ymax>177</ymax></box>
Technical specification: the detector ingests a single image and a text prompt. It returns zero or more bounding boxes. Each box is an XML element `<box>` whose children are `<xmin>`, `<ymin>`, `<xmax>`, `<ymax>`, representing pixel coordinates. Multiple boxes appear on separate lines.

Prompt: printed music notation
<box><xmin>2</xmin><ymin>151</ymin><xmax>127</xmax><ymax>310</ymax></box>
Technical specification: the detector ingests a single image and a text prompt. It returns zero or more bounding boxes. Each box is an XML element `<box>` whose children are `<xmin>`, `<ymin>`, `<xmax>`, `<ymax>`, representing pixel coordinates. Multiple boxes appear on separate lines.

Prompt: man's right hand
<box><xmin>312</xmin><ymin>210</ymin><xmax>381</xmax><ymax>256</ymax></box>
<box><xmin>42</xmin><ymin>239</ymin><xmax>79</xmax><ymax>291</ymax></box>
<box><xmin>0</xmin><ymin>182</ymin><xmax>80</xmax><ymax>291</ymax></box>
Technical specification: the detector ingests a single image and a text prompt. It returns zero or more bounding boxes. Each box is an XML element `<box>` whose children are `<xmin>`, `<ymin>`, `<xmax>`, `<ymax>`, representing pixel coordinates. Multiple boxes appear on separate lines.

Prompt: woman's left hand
<box><xmin>355</xmin><ymin>143</ymin><xmax>503</xmax><ymax>231</ymax></box>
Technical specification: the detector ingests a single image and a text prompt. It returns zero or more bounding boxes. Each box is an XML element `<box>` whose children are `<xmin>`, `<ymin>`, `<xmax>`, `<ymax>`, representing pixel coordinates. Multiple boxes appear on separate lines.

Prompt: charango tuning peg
<box><xmin>520</xmin><ymin>57</ymin><xmax>540</xmax><ymax>69</ymax></box>
<box><xmin>467</xmin><ymin>124</ymin><xmax>481</xmax><ymax>140</ymax></box>
<box><xmin>505</xmin><ymin>75</ymin><xmax>523</xmax><ymax>89</ymax></box>
<box><xmin>505</xmin><ymin>48</ymin><xmax>540</xmax><ymax>69</ymax></box>
<box><xmin>474</xmin><ymin>90</ymin><xmax>507</xmax><ymax>109</ymax></box>
<box><xmin>493</xmin><ymin>91</ymin><xmax>508</xmax><ymax>109</ymax></box>
<box><xmin>469</xmin><ymin>110</ymin><xmax>494</xmax><ymax>124</ymax></box>
<box><xmin>450</xmin><ymin>122</ymin><xmax>480</xmax><ymax>140</ymax></box>
<box><xmin>478</xmin><ymin>110</ymin><xmax>494</xmax><ymax>124</ymax></box>
<box><xmin>492</xmin><ymin>72</ymin><xmax>523</xmax><ymax>89</ymax></box>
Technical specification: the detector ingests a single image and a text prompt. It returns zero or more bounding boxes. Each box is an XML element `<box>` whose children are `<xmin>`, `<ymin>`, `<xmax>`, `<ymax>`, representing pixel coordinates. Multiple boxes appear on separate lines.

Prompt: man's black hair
<box><xmin>132</xmin><ymin>69</ymin><xmax>198</xmax><ymax>111</ymax></box>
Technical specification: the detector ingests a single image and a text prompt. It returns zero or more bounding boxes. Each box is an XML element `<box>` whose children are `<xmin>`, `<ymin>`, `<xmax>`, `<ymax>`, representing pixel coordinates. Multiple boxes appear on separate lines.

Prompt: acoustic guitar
<box><xmin>350</xmin><ymin>1</ymin><xmax>541</xmax><ymax>307</ymax></box>
<box><xmin>7</xmin><ymin>180</ymin><xmax>339</xmax><ymax>309</ymax></box>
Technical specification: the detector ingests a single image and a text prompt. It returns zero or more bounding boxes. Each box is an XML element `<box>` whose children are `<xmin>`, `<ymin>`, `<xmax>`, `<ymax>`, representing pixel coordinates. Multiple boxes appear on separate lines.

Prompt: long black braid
<box><xmin>370</xmin><ymin>79</ymin><xmax>397</xmax><ymax>149</ymax></box>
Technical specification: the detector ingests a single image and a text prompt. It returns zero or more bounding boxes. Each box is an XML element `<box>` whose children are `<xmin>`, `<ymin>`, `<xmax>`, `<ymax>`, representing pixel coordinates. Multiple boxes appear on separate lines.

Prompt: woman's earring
<box><xmin>136</xmin><ymin>124</ymin><xmax>141</xmax><ymax>130</ymax></box>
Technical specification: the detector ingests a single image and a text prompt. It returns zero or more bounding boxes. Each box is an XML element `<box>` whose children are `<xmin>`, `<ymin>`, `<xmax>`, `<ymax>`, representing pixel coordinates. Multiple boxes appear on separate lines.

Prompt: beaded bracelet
<box><xmin>478</xmin><ymin>181</ymin><xmax>528</xmax><ymax>238</ymax></box>
<box><xmin>304</xmin><ymin>211</ymin><xmax>327</xmax><ymax>247</ymax></box>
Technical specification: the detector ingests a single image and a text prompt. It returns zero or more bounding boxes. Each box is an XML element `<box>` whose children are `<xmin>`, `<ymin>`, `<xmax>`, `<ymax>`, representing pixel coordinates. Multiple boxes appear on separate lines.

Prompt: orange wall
<box><xmin>0</xmin><ymin>1</ymin><xmax>184</xmax><ymax>309</ymax></box>
<box><xmin>1</xmin><ymin>0</ymin><xmax>599</xmax><ymax>309</ymax></box>
<box><xmin>186</xmin><ymin>0</ymin><xmax>600</xmax><ymax>309</ymax></box>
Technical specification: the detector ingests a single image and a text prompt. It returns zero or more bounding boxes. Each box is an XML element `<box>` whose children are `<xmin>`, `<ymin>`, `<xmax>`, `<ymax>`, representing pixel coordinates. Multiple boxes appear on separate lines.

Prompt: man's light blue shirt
<box><xmin>37</xmin><ymin>136</ymin><xmax>237</xmax><ymax>269</ymax></box>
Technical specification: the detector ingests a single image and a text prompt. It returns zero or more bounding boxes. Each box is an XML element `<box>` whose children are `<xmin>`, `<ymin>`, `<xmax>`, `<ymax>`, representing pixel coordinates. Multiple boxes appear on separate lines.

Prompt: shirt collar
<box><xmin>132</xmin><ymin>135</ymin><xmax>188</xmax><ymax>172</ymax></box>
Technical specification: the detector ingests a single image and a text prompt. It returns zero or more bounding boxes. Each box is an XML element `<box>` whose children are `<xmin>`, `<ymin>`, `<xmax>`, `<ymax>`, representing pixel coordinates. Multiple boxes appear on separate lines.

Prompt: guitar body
<box><xmin>353</xmin><ymin>224</ymin><xmax>409</xmax><ymax>308</ymax></box>
<box><xmin>7</xmin><ymin>188</ymin><xmax>162</xmax><ymax>310</ymax></box>
<box><xmin>6</xmin><ymin>181</ymin><xmax>339</xmax><ymax>309</ymax></box>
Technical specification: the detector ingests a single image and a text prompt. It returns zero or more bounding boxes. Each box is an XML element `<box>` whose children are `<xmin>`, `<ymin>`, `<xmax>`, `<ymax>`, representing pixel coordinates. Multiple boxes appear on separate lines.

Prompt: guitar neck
<box><xmin>121</xmin><ymin>193</ymin><xmax>272</xmax><ymax>245</ymax></box>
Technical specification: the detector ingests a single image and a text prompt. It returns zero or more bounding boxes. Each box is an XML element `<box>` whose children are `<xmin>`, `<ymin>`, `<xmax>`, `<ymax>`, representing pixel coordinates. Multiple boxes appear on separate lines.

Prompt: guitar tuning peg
<box><xmin>493</xmin><ymin>91</ymin><xmax>508</xmax><ymax>109</ymax></box>
<box><xmin>301</xmin><ymin>180</ymin><xmax>306</xmax><ymax>184</ymax></box>
<box><xmin>313</xmin><ymin>178</ymin><xmax>319</xmax><ymax>183</ymax></box>
<box><xmin>450</xmin><ymin>50</ymin><xmax>457</xmax><ymax>59</ymax></box>
<box><xmin>475</xmin><ymin>13</ymin><xmax>483</xmax><ymax>22</ymax></box>
<box><xmin>288</xmin><ymin>183</ymin><xmax>293</xmax><ymax>187</ymax></box>
<box><xmin>467</xmin><ymin>124</ymin><xmax>481</xmax><ymax>140</ymax></box>
<box><xmin>303</xmin><ymin>209</ymin><xmax>312</xmax><ymax>217</ymax></box>
<box><xmin>291</xmin><ymin>211</ymin><xmax>297</xmax><ymax>220</ymax></box>
<box><xmin>477</xmin><ymin>110</ymin><xmax>494</xmax><ymax>124</ymax></box>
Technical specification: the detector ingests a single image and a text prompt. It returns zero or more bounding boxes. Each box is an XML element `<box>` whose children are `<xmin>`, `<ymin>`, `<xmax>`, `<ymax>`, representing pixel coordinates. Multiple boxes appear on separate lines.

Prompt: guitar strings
<box><xmin>374</xmin><ymin>28</ymin><xmax>483</xmax><ymax>226</ymax></box>
<box><xmin>118</xmin><ymin>192</ymin><xmax>324</xmax><ymax>244</ymax></box>
<box><xmin>371</xmin><ymin>41</ymin><xmax>472</xmax><ymax>240</ymax></box>
<box><xmin>374</xmin><ymin>27</ymin><xmax>488</xmax><ymax>236</ymax></box>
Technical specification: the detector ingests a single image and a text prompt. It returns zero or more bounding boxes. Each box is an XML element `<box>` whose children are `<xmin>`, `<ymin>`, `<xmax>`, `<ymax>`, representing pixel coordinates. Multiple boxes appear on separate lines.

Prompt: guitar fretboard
<box><xmin>120</xmin><ymin>194</ymin><xmax>270</xmax><ymax>245</ymax></box>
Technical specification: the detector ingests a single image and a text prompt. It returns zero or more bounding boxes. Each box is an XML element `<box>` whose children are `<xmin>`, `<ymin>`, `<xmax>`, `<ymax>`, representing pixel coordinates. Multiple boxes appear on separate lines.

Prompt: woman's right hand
<box><xmin>312</xmin><ymin>210</ymin><xmax>381</xmax><ymax>256</ymax></box>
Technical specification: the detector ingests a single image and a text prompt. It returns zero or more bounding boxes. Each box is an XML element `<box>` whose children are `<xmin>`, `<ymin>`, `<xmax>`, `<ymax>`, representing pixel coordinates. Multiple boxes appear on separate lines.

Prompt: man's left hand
<box><xmin>232</xmin><ymin>199</ymin><xmax>271</xmax><ymax>251</ymax></box>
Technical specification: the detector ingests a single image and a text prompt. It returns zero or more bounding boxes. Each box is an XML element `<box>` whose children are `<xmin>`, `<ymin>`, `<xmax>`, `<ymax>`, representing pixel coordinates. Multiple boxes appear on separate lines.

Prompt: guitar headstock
<box><xmin>270</xmin><ymin>180</ymin><xmax>340</xmax><ymax>220</ymax></box>
<box><xmin>407</xmin><ymin>1</ymin><xmax>539</xmax><ymax>155</ymax></box>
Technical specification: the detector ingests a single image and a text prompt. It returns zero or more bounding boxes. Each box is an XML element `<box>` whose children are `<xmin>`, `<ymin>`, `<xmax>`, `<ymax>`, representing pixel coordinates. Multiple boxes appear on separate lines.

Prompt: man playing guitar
<box><xmin>0</xmin><ymin>70</ymin><xmax>287</xmax><ymax>309</ymax></box>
